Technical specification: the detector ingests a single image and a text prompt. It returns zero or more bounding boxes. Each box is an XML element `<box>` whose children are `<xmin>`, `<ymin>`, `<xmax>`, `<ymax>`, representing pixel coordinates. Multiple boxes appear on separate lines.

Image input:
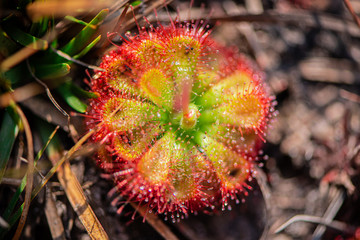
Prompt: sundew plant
<box><xmin>86</xmin><ymin>16</ymin><xmax>275</xmax><ymax>222</ymax></box>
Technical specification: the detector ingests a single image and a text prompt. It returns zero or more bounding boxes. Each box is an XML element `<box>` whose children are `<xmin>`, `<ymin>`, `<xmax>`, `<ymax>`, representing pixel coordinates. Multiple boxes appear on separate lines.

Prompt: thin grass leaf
<box><xmin>72</xmin><ymin>35</ymin><xmax>101</xmax><ymax>59</ymax></box>
<box><xmin>60</xmin><ymin>9</ymin><xmax>108</xmax><ymax>57</ymax></box>
<box><xmin>65</xmin><ymin>15</ymin><xmax>97</xmax><ymax>28</ymax></box>
<box><xmin>0</xmin><ymin>109</ymin><xmax>19</xmax><ymax>183</ymax></box>
<box><xmin>56</xmin><ymin>82</ymin><xmax>88</xmax><ymax>113</ymax></box>
<box><xmin>63</xmin><ymin>80</ymin><xmax>98</xmax><ymax>99</ymax></box>
<box><xmin>3</xmin><ymin>63</ymin><xmax>29</xmax><ymax>86</ymax></box>
<box><xmin>34</xmin><ymin>63</ymin><xmax>71</xmax><ymax>79</ymax></box>
<box><xmin>130</xmin><ymin>0</ymin><xmax>143</xmax><ymax>7</ymax></box>
<box><xmin>0</xmin><ymin>29</ymin><xmax>19</xmax><ymax>57</ymax></box>
<box><xmin>0</xmin><ymin>180</ymin><xmax>26</xmax><ymax>231</ymax></box>
<box><xmin>30</xmin><ymin>15</ymin><xmax>53</xmax><ymax>37</ymax></box>
<box><xmin>2</xmin><ymin>21</ymin><xmax>48</xmax><ymax>50</ymax></box>
<box><xmin>36</xmin><ymin>125</ymin><xmax>61</xmax><ymax>168</ymax></box>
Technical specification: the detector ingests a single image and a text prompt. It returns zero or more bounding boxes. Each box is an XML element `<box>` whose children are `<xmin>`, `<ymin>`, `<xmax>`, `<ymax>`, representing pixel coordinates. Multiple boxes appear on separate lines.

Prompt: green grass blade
<box><xmin>65</xmin><ymin>16</ymin><xmax>96</xmax><ymax>28</ymax></box>
<box><xmin>30</xmin><ymin>17</ymin><xmax>49</xmax><ymax>37</ymax></box>
<box><xmin>131</xmin><ymin>0</ymin><xmax>143</xmax><ymax>7</ymax></box>
<box><xmin>30</xmin><ymin>16</ymin><xmax>53</xmax><ymax>37</ymax></box>
<box><xmin>2</xmin><ymin>21</ymin><xmax>48</xmax><ymax>50</ymax></box>
<box><xmin>56</xmin><ymin>82</ymin><xmax>88</xmax><ymax>113</ymax></box>
<box><xmin>34</xmin><ymin>63</ymin><xmax>71</xmax><ymax>79</ymax></box>
<box><xmin>60</xmin><ymin>9</ymin><xmax>108</xmax><ymax>57</ymax></box>
<box><xmin>0</xmin><ymin>177</ymin><xmax>26</xmax><ymax>234</ymax></box>
<box><xmin>3</xmin><ymin>63</ymin><xmax>29</xmax><ymax>86</ymax></box>
<box><xmin>72</xmin><ymin>35</ymin><xmax>101</xmax><ymax>60</ymax></box>
<box><xmin>0</xmin><ymin>110</ymin><xmax>19</xmax><ymax>183</ymax></box>
<box><xmin>65</xmin><ymin>80</ymin><xmax>98</xmax><ymax>99</ymax></box>
<box><xmin>0</xmin><ymin>29</ymin><xmax>19</xmax><ymax>57</ymax></box>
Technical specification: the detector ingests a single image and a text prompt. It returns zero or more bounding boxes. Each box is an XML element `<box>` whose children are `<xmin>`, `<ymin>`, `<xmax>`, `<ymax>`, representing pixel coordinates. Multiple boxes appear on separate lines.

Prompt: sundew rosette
<box><xmin>86</xmin><ymin>19</ymin><xmax>275</xmax><ymax>221</ymax></box>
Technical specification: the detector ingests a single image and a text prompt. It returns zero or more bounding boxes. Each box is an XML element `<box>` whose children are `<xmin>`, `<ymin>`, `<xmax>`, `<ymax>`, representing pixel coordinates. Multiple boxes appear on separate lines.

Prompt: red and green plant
<box><xmin>86</xmin><ymin>19</ymin><xmax>275</xmax><ymax>221</ymax></box>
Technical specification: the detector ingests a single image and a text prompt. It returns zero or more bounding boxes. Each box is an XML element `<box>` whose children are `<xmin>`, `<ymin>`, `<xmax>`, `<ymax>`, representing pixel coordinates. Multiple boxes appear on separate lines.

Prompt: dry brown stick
<box><xmin>0</xmin><ymin>82</ymin><xmax>45</xmax><ymax>108</ymax></box>
<box><xmin>27</xmin><ymin>0</ymin><xmax>111</xmax><ymax>20</ymax></box>
<box><xmin>343</xmin><ymin>0</ymin><xmax>360</xmax><ymax>29</ymax></box>
<box><xmin>312</xmin><ymin>188</ymin><xmax>345</xmax><ymax>240</ymax></box>
<box><xmin>107</xmin><ymin>0</ymin><xmax>129</xmax><ymax>14</ymax></box>
<box><xmin>341</xmin><ymin>89</ymin><xmax>360</xmax><ymax>103</ymax></box>
<box><xmin>21</xmin><ymin>97</ymin><xmax>70</xmax><ymax>132</ymax></box>
<box><xmin>11</xmin><ymin>103</ymin><xmax>34</xmax><ymax>240</ymax></box>
<box><xmin>275</xmin><ymin>214</ymin><xmax>356</xmax><ymax>235</ymax></box>
<box><xmin>57</xmin><ymin>160</ymin><xmax>109</xmax><ymax>240</ymax></box>
<box><xmin>50</xmin><ymin>46</ymin><xmax>104</xmax><ymax>71</ymax></box>
<box><xmin>130</xmin><ymin>203</ymin><xmax>179</xmax><ymax>240</ymax></box>
<box><xmin>41</xmin><ymin>141</ymin><xmax>109</xmax><ymax>240</ymax></box>
<box><xmin>45</xmin><ymin>187</ymin><xmax>66</xmax><ymax>240</ymax></box>
<box><xmin>0</xmin><ymin>178</ymin><xmax>23</xmax><ymax>187</ymax></box>
<box><xmin>44</xmin><ymin>133</ymin><xmax>109</xmax><ymax>240</ymax></box>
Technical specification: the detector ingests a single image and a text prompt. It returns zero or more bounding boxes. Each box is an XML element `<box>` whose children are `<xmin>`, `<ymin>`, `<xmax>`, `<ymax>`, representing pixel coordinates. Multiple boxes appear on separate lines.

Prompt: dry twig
<box><xmin>44</xmin><ymin>187</ymin><xmax>66</xmax><ymax>240</ymax></box>
<box><xmin>275</xmin><ymin>214</ymin><xmax>356</xmax><ymax>235</ymax></box>
<box><xmin>11</xmin><ymin>103</ymin><xmax>34</xmax><ymax>240</ymax></box>
<box><xmin>130</xmin><ymin>203</ymin><xmax>179</xmax><ymax>240</ymax></box>
<box><xmin>343</xmin><ymin>0</ymin><xmax>360</xmax><ymax>29</ymax></box>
